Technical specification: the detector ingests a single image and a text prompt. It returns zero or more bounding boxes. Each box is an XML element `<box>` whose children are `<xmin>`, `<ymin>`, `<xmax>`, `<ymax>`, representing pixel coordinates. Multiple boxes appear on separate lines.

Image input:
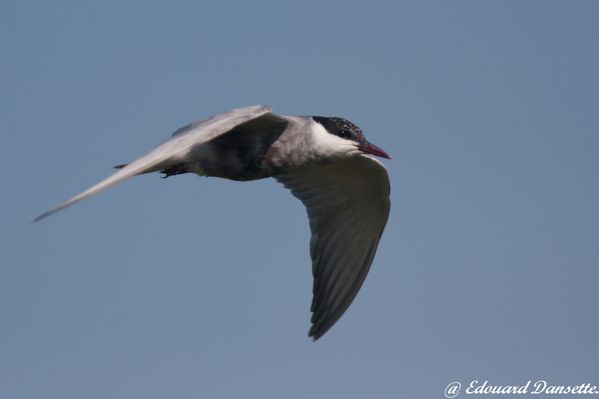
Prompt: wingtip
<box><xmin>32</xmin><ymin>212</ymin><xmax>50</xmax><ymax>224</ymax></box>
<box><xmin>32</xmin><ymin>206</ymin><xmax>63</xmax><ymax>223</ymax></box>
<box><xmin>308</xmin><ymin>326</ymin><xmax>325</xmax><ymax>342</ymax></box>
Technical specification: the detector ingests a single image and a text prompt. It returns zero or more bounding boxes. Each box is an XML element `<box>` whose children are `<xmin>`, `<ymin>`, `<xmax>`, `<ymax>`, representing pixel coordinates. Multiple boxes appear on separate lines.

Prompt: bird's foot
<box><xmin>161</xmin><ymin>163</ymin><xmax>189</xmax><ymax>178</ymax></box>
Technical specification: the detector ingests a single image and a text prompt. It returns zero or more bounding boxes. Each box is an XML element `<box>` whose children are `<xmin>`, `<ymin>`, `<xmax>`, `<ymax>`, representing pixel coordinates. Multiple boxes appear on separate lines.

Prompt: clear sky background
<box><xmin>2</xmin><ymin>1</ymin><xmax>598</xmax><ymax>398</ymax></box>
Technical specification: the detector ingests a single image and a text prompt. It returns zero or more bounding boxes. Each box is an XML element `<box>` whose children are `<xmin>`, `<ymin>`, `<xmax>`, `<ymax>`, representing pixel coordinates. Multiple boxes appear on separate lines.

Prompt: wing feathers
<box><xmin>34</xmin><ymin>105</ymin><xmax>272</xmax><ymax>222</ymax></box>
<box><xmin>276</xmin><ymin>155</ymin><xmax>390</xmax><ymax>340</ymax></box>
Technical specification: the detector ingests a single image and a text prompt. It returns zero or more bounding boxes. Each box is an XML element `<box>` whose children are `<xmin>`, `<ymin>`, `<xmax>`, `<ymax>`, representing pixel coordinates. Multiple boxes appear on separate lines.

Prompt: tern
<box><xmin>35</xmin><ymin>105</ymin><xmax>391</xmax><ymax>340</ymax></box>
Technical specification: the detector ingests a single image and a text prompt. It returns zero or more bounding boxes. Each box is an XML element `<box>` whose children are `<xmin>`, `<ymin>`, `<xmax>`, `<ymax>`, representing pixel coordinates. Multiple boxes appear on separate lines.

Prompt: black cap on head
<box><xmin>312</xmin><ymin>116</ymin><xmax>366</xmax><ymax>143</ymax></box>
<box><xmin>312</xmin><ymin>116</ymin><xmax>391</xmax><ymax>159</ymax></box>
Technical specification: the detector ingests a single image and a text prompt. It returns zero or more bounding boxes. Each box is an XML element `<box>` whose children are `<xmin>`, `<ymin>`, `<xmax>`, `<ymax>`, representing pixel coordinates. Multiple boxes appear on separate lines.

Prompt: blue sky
<box><xmin>2</xmin><ymin>1</ymin><xmax>598</xmax><ymax>398</ymax></box>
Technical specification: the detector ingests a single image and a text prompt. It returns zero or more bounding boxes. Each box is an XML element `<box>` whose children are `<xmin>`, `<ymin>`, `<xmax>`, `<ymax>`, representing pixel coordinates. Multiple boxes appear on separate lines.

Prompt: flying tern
<box><xmin>35</xmin><ymin>105</ymin><xmax>391</xmax><ymax>340</ymax></box>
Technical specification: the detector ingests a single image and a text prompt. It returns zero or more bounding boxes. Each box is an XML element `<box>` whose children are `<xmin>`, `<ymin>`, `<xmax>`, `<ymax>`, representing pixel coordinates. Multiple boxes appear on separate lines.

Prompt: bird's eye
<box><xmin>338</xmin><ymin>130</ymin><xmax>352</xmax><ymax>138</ymax></box>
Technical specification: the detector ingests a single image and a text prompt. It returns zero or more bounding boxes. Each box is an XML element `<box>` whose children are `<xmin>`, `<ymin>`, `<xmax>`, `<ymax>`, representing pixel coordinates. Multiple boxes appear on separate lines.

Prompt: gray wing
<box><xmin>275</xmin><ymin>155</ymin><xmax>390</xmax><ymax>340</ymax></box>
<box><xmin>34</xmin><ymin>105</ymin><xmax>272</xmax><ymax>222</ymax></box>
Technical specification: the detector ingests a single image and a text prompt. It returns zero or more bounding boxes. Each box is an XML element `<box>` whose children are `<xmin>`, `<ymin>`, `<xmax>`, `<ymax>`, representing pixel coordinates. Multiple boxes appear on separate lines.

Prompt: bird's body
<box><xmin>35</xmin><ymin>105</ymin><xmax>391</xmax><ymax>340</ymax></box>
<box><xmin>147</xmin><ymin>113</ymin><xmax>367</xmax><ymax>181</ymax></box>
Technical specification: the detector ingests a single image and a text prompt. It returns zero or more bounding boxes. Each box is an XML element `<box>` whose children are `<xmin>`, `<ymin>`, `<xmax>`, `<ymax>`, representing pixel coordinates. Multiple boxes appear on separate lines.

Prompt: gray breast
<box><xmin>263</xmin><ymin>116</ymin><xmax>315</xmax><ymax>171</ymax></box>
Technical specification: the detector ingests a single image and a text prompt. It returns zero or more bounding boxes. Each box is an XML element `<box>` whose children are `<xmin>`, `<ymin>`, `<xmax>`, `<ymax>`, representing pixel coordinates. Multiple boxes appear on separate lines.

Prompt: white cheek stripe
<box><xmin>310</xmin><ymin>121</ymin><xmax>357</xmax><ymax>156</ymax></box>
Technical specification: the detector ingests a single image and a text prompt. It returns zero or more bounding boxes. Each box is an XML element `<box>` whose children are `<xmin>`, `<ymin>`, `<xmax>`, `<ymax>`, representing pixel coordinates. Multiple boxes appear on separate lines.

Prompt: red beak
<box><xmin>357</xmin><ymin>141</ymin><xmax>391</xmax><ymax>159</ymax></box>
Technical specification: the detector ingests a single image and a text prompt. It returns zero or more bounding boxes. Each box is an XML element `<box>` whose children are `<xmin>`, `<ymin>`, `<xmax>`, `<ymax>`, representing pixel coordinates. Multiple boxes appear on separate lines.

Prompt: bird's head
<box><xmin>312</xmin><ymin>116</ymin><xmax>391</xmax><ymax>159</ymax></box>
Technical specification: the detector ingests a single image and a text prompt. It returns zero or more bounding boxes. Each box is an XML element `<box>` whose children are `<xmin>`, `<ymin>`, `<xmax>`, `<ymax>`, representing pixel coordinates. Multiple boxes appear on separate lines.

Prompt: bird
<box><xmin>34</xmin><ymin>105</ymin><xmax>391</xmax><ymax>340</ymax></box>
